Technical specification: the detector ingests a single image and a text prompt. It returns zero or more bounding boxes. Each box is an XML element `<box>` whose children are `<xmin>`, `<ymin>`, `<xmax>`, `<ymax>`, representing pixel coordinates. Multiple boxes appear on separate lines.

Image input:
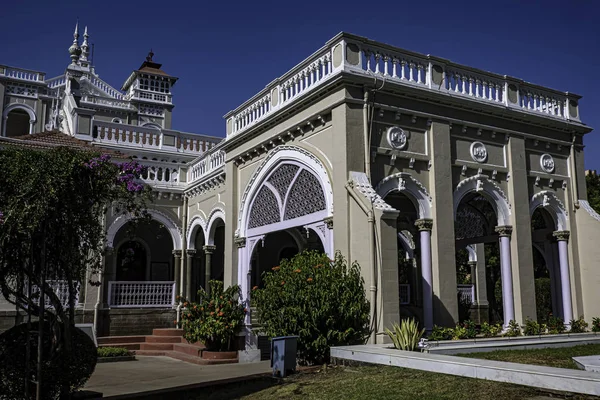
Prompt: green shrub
<box><xmin>0</xmin><ymin>321</ymin><xmax>97</xmax><ymax>400</ymax></box>
<box><xmin>523</xmin><ymin>318</ymin><xmax>543</xmax><ymax>336</ymax></box>
<box><xmin>180</xmin><ymin>280</ymin><xmax>246</xmax><ymax>351</ymax></box>
<box><xmin>569</xmin><ymin>316</ymin><xmax>589</xmax><ymax>333</ymax></box>
<box><xmin>429</xmin><ymin>325</ymin><xmax>453</xmax><ymax>341</ymax></box>
<box><xmin>503</xmin><ymin>320</ymin><xmax>521</xmax><ymax>337</ymax></box>
<box><xmin>97</xmin><ymin>347</ymin><xmax>132</xmax><ymax>358</ymax></box>
<box><xmin>480</xmin><ymin>322</ymin><xmax>502</xmax><ymax>338</ymax></box>
<box><xmin>547</xmin><ymin>315</ymin><xmax>566</xmax><ymax>334</ymax></box>
<box><xmin>451</xmin><ymin>320</ymin><xmax>477</xmax><ymax>340</ymax></box>
<box><xmin>385</xmin><ymin>319</ymin><xmax>424</xmax><ymax>351</ymax></box>
<box><xmin>253</xmin><ymin>251</ymin><xmax>370</xmax><ymax>365</ymax></box>
<box><xmin>592</xmin><ymin>317</ymin><xmax>600</xmax><ymax>333</ymax></box>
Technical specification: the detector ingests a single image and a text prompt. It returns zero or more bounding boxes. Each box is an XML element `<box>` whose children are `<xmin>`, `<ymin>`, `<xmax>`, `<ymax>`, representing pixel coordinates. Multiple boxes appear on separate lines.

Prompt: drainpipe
<box><xmin>93</xmin><ymin>214</ymin><xmax>106</xmax><ymax>336</ymax></box>
<box><xmin>346</xmin><ymin>183</ymin><xmax>378</xmax><ymax>344</ymax></box>
<box><xmin>363</xmin><ymin>89</ymin><xmax>371</xmax><ymax>180</ymax></box>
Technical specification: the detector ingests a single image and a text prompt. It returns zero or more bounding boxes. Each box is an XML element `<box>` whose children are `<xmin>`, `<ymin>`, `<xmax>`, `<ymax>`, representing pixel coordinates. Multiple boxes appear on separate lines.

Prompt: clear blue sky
<box><xmin>2</xmin><ymin>1</ymin><xmax>599</xmax><ymax>168</ymax></box>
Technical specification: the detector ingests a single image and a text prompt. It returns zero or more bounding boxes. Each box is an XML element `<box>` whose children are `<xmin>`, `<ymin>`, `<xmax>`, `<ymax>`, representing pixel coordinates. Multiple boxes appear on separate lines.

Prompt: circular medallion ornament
<box><xmin>470</xmin><ymin>141</ymin><xmax>488</xmax><ymax>163</ymax></box>
<box><xmin>540</xmin><ymin>153</ymin><xmax>555</xmax><ymax>173</ymax></box>
<box><xmin>387</xmin><ymin>126</ymin><xmax>408</xmax><ymax>150</ymax></box>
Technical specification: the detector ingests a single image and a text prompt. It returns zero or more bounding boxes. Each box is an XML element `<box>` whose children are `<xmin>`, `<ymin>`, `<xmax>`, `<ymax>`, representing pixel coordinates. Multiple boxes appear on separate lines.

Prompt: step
<box><xmin>139</xmin><ymin>343</ymin><xmax>174</xmax><ymax>351</ymax></box>
<box><xmin>152</xmin><ymin>328</ymin><xmax>183</xmax><ymax>337</ymax></box>
<box><xmin>97</xmin><ymin>336</ymin><xmax>146</xmax><ymax>345</ymax></box>
<box><xmin>168</xmin><ymin>350</ymin><xmax>237</xmax><ymax>366</ymax></box>
<box><xmin>145</xmin><ymin>335</ymin><xmax>182</xmax><ymax>344</ymax></box>
<box><xmin>180</xmin><ymin>337</ymin><xmax>205</xmax><ymax>346</ymax></box>
<box><xmin>99</xmin><ymin>343</ymin><xmax>140</xmax><ymax>351</ymax></box>
<box><xmin>133</xmin><ymin>350</ymin><xmax>169</xmax><ymax>357</ymax></box>
<box><xmin>172</xmin><ymin>343</ymin><xmax>205</xmax><ymax>357</ymax></box>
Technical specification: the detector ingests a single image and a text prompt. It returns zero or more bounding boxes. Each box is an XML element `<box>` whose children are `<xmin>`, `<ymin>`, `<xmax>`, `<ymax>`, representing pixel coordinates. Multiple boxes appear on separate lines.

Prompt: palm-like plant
<box><xmin>385</xmin><ymin>318</ymin><xmax>425</xmax><ymax>351</ymax></box>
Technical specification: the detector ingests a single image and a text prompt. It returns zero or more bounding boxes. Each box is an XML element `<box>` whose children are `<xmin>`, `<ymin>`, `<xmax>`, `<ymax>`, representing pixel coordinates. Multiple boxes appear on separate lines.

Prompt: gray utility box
<box><xmin>271</xmin><ymin>335</ymin><xmax>298</xmax><ymax>378</ymax></box>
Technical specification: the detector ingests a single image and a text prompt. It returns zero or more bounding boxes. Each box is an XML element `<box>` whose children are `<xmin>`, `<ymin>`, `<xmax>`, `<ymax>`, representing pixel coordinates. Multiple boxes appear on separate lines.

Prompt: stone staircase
<box><xmin>97</xmin><ymin>328</ymin><xmax>238</xmax><ymax>365</ymax></box>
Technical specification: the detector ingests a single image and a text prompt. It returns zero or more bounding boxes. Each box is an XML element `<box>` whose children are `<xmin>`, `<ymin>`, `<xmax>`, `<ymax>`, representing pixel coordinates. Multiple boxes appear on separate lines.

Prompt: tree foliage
<box><xmin>0</xmin><ymin>146</ymin><xmax>151</xmax><ymax>398</ymax></box>
<box><xmin>586</xmin><ymin>172</ymin><xmax>600</xmax><ymax>213</ymax></box>
<box><xmin>252</xmin><ymin>251</ymin><xmax>370</xmax><ymax>365</ymax></box>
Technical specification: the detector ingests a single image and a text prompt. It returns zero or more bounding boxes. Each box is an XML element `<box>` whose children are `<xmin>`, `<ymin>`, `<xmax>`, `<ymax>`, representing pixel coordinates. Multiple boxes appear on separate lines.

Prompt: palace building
<box><xmin>1</xmin><ymin>25</ymin><xmax>599</xmax><ymax>359</ymax></box>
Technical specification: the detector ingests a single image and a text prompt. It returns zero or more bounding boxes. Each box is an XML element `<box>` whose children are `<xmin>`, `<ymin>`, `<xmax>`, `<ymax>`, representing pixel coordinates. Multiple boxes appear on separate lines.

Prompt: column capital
<box><xmin>467</xmin><ymin>260</ymin><xmax>477</xmax><ymax>267</ymax></box>
<box><xmin>172</xmin><ymin>249</ymin><xmax>182</xmax><ymax>257</ymax></box>
<box><xmin>186</xmin><ymin>249</ymin><xmax>197</xmax><ymax>256</ymax></box>
<box><xmin>234</xmin><ymin>237</ymin><xmax>247</xmax><ymax>248</ymax></box>
<box><xmin>495</xmin><ymin>225</ymin><xmax>513</xmax><ymax>237</ymax></box>
<box><xmin>553</xmin><ymin>230</ymin><xmax>570</xmax><ymax>242</ymax></box>
<box><xmin>324</xmin><ymin>216</ymin><xmax>333</xmax><ymax>229</ymax></box>
<box><xmin>203</xmin><ymin>244</ymin><xmax>217</xmax><ymax>254</ymax></box>
<box><xmin>104</xmin><ymin>246</ymin><xmax>114</xmax><ymax>256</ymax></box>
<box><xmin>414</xmin><ymin>218</ymin><xmax>433</xmax><ymax>231</ymax></box>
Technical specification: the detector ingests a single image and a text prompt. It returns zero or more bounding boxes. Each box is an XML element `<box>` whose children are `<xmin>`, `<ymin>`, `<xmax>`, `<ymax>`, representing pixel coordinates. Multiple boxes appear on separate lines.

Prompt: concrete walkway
<box><xmin>85</xmin><ymin>356</ymin><xmax>272</xmax><ymax>399</ymax></box>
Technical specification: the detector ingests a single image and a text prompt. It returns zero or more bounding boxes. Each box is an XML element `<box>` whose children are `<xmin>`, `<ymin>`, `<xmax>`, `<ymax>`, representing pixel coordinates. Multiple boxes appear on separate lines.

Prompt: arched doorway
<box><xmin>237</xmin><ymin>147</ymin><xmax>334</xmax><ymax>322</ymax></box>
<box><xmin>385</xmin><ymin>191</ymin><xmax>421</xmax><ymax>321</ymax></box>
<box><xmin>3</xmin><ymin>105</ymin><xmax>35</xmax><ymax>137</ymax></box>
<box><xmin>454</xmin><ymin>175</ymin><xmax>513</xmax><ymax>329</ymax></box>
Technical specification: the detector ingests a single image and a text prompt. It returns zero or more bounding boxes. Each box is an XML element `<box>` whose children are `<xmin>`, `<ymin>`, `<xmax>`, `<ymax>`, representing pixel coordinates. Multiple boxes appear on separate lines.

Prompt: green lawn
<box><xmin>197</xmin><ymin>365</ymin><xmax>563</xmax><ymax>400</ymax></box>
<box><xmin>457</xmin><ymin>343</ymin><xmax>600</xmax><ymax>370</ymax></box>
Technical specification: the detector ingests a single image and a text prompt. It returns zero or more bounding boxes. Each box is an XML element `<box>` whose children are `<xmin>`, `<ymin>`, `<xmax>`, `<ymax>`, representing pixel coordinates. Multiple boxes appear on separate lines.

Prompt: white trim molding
<box><xmin>375</xmin><ymin>172</ymin><xmax>432</xmax><ymax>219</ymax></box>
<box><xmin>454</xmin><ymin>174</ymin><xmax>512</xmax><ymax>226</ymax></box>
<box><xmin>106</xmin><ymin>208</ymin><xmax>183</xmax><ymax>249</ymax></box>
<box><xmin>187</xmin><ymin>214</ymin><xmax>208</xmax><ymax>249</ymax></box>
<box><xmin>530</xmin><ymin>190</ymin><xmax>568</xmax><ymax>231</ymax></box>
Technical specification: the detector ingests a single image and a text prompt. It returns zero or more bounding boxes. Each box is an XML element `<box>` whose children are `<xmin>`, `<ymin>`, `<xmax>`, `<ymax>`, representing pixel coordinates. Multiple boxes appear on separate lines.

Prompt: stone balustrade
<box><xmin>0</xmin><ymin>65</ymin><xmax>45</xmax><ymax>82</ymax></box>
<box><xmin>91</xmin><ymin>120</ymin><xmax>220</xmax><ymax>155</ymax></box>
<box><xmin>225</xmin><ymin>33</ymin><xmax>582</xmax><ymax>138</ymax></box>
<box><xmin>139</xmin><ymin>160</ymin><xmax>183</xmax><ymax>188</ymax></box>
<box><xmin>187</xmin><ymin>149</ymin><xmax>226</xmax><ymax>184</ymax></box>
<box><xmin>81</xmin><ymin>95</ymin><xmax>132</xmax><ymax>110</ymax></box>
<box><xmin>89</xmin><ymin>75</ymin><xmax>124</xmax><ymax>99</ymax></box>
<box><xmin>46</xmin><ymin>75</ymin><xmax>66</xmax><ymax>88</ymax></box>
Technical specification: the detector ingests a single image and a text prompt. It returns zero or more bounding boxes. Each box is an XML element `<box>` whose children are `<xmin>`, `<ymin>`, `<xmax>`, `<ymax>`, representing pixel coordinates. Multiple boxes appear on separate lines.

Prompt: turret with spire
<box><xmin>79</xmin><ymin>26</ymin><xmax>90</xmax><ymax>68</ymax></box>
<box><xmin>68</xmin><ymin>22</ymin><xmax>81</xmax><ymax>65</ymax></box>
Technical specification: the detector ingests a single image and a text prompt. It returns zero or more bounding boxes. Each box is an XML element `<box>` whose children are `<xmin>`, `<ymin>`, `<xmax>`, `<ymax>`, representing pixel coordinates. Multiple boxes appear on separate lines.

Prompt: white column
<box><xmin>415</xmin><ymin>219</ymin><xmax>433</xmax><ymax>333</ymax></box>
<box><xmin>553</xmin><ymin>230</ymin><xmax>573</xmax><ymax>326</ymax></box>
<box><xmin>495</xmin><ymin>225</ymin><xmax>515</xmax><ymax>328</ymax></box>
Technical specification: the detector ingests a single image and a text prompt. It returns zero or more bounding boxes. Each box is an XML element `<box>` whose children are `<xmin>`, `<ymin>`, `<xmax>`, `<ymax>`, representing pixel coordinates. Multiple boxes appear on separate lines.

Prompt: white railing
<box><xmin>226</xmin><ymin>44</ymin><xmax>336</xmax><ymax>137</ymax></box>
<box><xmin>225</xmin><ymin>33</ymin><xmax>581</xmax><ymax>137</ymax></box>
<box><xmin>107</xmin><ymin>281</ymin><xmax>175</xmax><ymax>308</ymax></box>
<box><xmin>29</xmin><ymin>280</ymin><xmax>81</xmax><ymax>309</ymax></box>
<box><xmin>46</xmin><ymin>75</ymin><xmax>66</xmax><ymax>88</ymax></box>
<box><xmin>458</xmin><ymin>284</ymin><xmax>475</xmax><ymax>304</ymax></box>
<box><xmin>92</xmin><ymin>120</ymin><xmax>220</xmax><ymax>155</ymax></box>
<box><xmin>81</xmin><ymin>95</ymin><xmax>132</xmax><ymax>110</ymax></box>
<box><xmin>133</xmin><ymin>90</ymin><xmax>173</xmax><ymax>104</ymax></box>
<box><xmin>187</xmin><ymin>149</ymin><xmax>226</xmax><ymax>184</ymax></box>
<box><xmin>0</xmin><ymin>65</ymin><xmax>45</xmax><ymax>82</ymax></box>
<box><xmin>89</xmin><ymin>75</ymin><xmax>124</xmax><ymax>99</ymax></box>
<box><xmin>399</xmin><ymin>284</ymin><xmax>410</xmax><ymax>305</ymax></box>
<box><xmin>140</xmin><ymin>162</ymin><xmax>182</xmax><ymax>187</ymax></box>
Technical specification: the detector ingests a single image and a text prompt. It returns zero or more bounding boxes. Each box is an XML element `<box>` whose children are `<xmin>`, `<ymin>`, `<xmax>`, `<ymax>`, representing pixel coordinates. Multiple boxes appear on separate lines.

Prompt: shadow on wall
<box><xmin>432</xmin><ymin>294</ymin><xmax>458</xmax><ymax>327</ymax></box>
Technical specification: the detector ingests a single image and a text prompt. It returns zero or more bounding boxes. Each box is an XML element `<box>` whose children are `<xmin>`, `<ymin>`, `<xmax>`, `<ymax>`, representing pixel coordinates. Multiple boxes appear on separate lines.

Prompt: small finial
<box><xmin>146</xmin><ymin>49</ymin><xmax>154</xmax><ymax>62</ymax></box>
<box><xmin>69</xmin><ymin>21</ymin><xmax>82</xmax><ymax>64</ymax></box>
<box><xmin>80</xmin><ymin>26</ymin><xmax>90</xmax><ymax>65</ymax></box>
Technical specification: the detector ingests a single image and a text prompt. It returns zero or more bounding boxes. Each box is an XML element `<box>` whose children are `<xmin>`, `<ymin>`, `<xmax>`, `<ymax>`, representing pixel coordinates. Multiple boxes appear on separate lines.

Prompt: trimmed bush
<box><xmin>429</xmin><ymin>325</ymin><xmax>453</xmax><ymax>341</ymax></box>
<box><xmin>480</xmin><ymin>322</ymin><xmax>502</xmax><ymax>338</ymax></box>
<box><xmin>180</xmin><ymin>280</ymin><xmax>246</xmax><ymax>351</ymax></box>
<box><xmin>547</xmin><ymin>315</ymin><xmax>566</xmax><ymax>334</ymax></box>
<box><xmin>592</xmin><ymin>317</ymin><xmax>600</xmax><ymax>333</ymax></box>
<box><xmin>253</xmin><ymin>250</ymin><xmax>370</xmax><ymax>365</ymax></box>
<box><xmin>523</xmin><ymin>318</ymin><xmax>543</xmax><ymax>336</ymax></box>
<box><xmin>503</xmin><ymin>320</ymin><xmax>521</xmax><ymax>337</ymax></box>
<box><xmin>569</xmin><ymin>316</ymin><xmax>589</xmax><ymax>333</ymax></box>
<box><xmin>0</xmin><ymin>321</ymin><xmax>97</xmax><ymax>400</ymax></box>
<box><xmin>98</xmin><ymin>347</ymin><xmax>132</xmax><ymax>358</ymax></box>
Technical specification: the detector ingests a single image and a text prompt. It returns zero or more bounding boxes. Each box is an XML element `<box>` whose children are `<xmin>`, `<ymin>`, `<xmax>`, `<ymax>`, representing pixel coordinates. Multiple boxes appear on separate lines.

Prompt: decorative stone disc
<box><xmin>387</xmin><ymin>126</ymin><xmax>408</xmax><ymax>150</ymax></box>
<box><xmin>470</xmin><ymin>141</ymin><xmax>488</xmax><ymax>163</ymax></box>
<box><xmin>540</xmin><ymin>153</ymin><xmax>555</xmax><ymax>173</ymax></box>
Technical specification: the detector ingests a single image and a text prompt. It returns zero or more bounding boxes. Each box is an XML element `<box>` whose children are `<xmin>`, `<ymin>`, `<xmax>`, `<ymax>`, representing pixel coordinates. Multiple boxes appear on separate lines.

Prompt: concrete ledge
<box><xmin>425</xmin><ymin>332</ymin><xmax>600</xmax><ymax>355</ymax></box>
<box><xmin>573</xmin><ymin>355</ymin><xmax>600</xmax><ymax>373</ymax></box>
<box><xmin>331</xmin><ymin>344</ymin><xmax>600</xmax><ymax>396</ymax></box>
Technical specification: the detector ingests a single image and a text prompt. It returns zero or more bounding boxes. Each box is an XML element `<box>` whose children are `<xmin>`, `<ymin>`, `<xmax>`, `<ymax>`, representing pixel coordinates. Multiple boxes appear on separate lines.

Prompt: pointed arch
<box><xmin>454</xmin><ymin>174</ymin><xmax>511</xmax><ymax>226</ymax></box>
<box><xmin>206</xmin><ymin>206</ymin><xmax>226</xmax><ymax>245</ymax></box>
<box><xmin>2</xmin><ymin>103</ymin><xmax>37</xmax><ymax>136</ymax></box>
<box><xmin>237</xmin><ymin>145</ymin><xmax>333</xmax><ymax>238</ymax></box>
<box><xmin>530</xmin><ymin>191</ymin><xmax>568</xmax><ymax>231</ymax></box>
<box><xmin>106</xmin><ymin>209</ymin><xmax>182</xmax><ymax>249</ymax></box>
<box><xmin>375</xmin><ymin>172</ymin><xmax>432</xmax><ymax>218</ymax></box>
<box><xmin>187</xmin><ymin>214</ymin><xmax>207</xmax><ymax>249</ymax></box>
